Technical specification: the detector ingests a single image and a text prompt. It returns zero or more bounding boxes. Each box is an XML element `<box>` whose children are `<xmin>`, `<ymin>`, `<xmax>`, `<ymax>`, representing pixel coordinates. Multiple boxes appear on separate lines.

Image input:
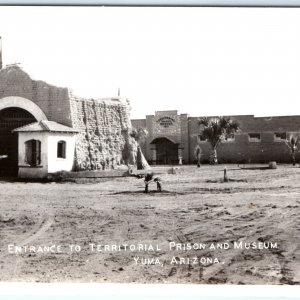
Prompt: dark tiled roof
<box><xmin>13</xmin><ymin>120</ymin><xmax>78</xmax><ymax>133</ymax></box>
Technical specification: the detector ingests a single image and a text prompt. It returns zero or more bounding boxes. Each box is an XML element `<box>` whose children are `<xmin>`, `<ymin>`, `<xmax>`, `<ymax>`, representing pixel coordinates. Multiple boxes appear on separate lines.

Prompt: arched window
<box><xmin>25</xmin><ymin>139</ymin><xmax>41</xmax><ymax>166</ymax></box>
<box><xmin>57</xmin><ymin>141</ymin><xmax>66</xmax><ymax>158</ymax></box>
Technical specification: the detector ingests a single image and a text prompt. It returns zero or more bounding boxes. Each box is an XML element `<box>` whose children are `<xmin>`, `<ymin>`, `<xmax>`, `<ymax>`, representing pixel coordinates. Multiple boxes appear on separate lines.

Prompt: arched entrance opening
<box><xmin>151</xmin><ymin>137</ymin><xmax>178</xmax><ymax>165</ymax></box>
<box><xmin>0</xmin><ymin>107</ymin><xmax>36</xmax><ymax>176</ymax></box>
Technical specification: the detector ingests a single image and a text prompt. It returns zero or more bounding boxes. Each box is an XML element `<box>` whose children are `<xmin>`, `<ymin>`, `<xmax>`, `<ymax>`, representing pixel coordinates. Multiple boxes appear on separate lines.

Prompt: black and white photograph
<box><xmin>0</xmin><ymin>5</ymin><xmax>300</xmax><ymax>286</ymax></box>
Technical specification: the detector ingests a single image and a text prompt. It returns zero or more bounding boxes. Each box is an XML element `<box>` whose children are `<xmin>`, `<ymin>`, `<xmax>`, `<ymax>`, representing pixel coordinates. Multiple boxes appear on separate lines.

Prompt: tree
<box><xmin>285</xmin><ymin>134</ymin><xmax>300</xmax><ymax>166</ymax></box>
<box><xmin>194</xmin><ymin>144</ymin><xmax>202</xmax><ymax>167</ymax></box>
<box><xmin>130</xmin><ymin>128</ymin><xmax>150</xmax><ymax>170</ymax></box>
<box><xmin>130</xmin><ymin>128</ymin><xmax>148</xmax><ymax>144</ymax></box>
<box><xmin>198</xmin><ymin>117</ymin><xmax>239</xmax><ymax>164</ymax></box>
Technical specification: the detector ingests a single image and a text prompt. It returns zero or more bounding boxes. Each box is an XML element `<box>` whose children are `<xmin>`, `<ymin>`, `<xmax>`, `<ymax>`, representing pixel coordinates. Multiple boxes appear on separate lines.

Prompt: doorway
<box><xmin>151</xmin><ymin>137</ymin><xmax>178</xmax><ymax>165</ymax></box>
<box><xmin>0</xmin><ymin>107</ymin><xmax>36</xmax><ymax>176</ymax></box>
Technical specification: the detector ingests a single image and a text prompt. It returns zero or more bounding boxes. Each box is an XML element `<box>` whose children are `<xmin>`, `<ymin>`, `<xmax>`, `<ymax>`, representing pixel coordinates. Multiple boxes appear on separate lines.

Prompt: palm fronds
<box><xmin>198</xmin><ymin>116</ymin><xmax>240</xmax><ymax>148</ymax></box>
<box><xmin>198</xmin><ymin>116</ymin><xmax>240</xmax><ymax>164</ymax></box>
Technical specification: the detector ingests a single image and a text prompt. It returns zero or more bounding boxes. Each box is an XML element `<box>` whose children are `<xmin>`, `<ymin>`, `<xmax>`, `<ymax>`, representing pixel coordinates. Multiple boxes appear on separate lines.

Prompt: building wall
<box><xmin>47</xmin><ymin>133</ymin><xmax>77</xmax><ymax>173</ymax></box>
<box><xmin>180</xmin><ymin>114</ymin><xmax>189</xmax><ymax>163</ymax></box>
<box><xmin>0</xmin><ymin>65</ymin><xmax>72</xmax><ymax>127</ymax></box>
<box><xmin>188</xmin><ymin>116</ymin><xmax>300</xmax><ymax>164</ymax></box>
<box><xmin>151</xmin><ymin>110</ymin><xmax>182</xmax><ymax>143</ymax></box>
<box><xmin>189</xmin><ymin>132</ymin><xmax>292</xmax><ymax>164</ymax></box>
<box><xmin>132</xmin><ymin>111</ymin><xmax>190</xmax><ymax>164</ymax></box>
<box><xmin>132</xmin><ymin>112</ymin><xmax>300</xmax><ymax>164</ymax></box>
<box><xmin>18</xmin><ymin>132</ymin><xmax>48</xmax><ymax>178</ymax></box>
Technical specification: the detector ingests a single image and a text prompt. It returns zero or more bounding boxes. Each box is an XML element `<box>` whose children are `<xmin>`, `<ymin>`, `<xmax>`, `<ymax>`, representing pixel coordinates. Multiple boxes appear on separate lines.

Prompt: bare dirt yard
<box><xmin>0</xmin><ymin>164</ymin><xmax>300</xmax><ymax>284</ymax></box>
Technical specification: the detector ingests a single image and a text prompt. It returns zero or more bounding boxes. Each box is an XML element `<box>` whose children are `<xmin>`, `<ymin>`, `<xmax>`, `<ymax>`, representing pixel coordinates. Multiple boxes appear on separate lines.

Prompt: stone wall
<box><xmin>70</xmin><ymin>96</ymin><xmax>133</xmax><ymax>170</ymax></box>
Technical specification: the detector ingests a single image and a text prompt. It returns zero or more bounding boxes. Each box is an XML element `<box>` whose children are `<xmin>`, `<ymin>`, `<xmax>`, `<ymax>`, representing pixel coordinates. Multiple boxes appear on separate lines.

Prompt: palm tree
<box><xmin>194</xmin><ymin>144</ymin><xmax>202</xmax><ymax>167</ymax></box>
<box><xmin>130</xmin><ymin>128</ymin><xmax>148</xmax><ymax>144</ymax></box>
<box><xmin>285</xmin><ymin>134</ymin><xmax>299</xmax><ymax>166</ymax></box>
<box><xmin>198</xmin><ymin>117</ymin><xmax>239</xmax><ymax>164</ymax></box>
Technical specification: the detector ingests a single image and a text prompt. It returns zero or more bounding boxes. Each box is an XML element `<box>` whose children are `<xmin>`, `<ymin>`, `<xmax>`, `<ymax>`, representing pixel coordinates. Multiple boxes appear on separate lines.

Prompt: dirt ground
<box><xmin>0</xmin><ymin>164</ymin><xmax>300</xmax><ymax>284</ymax></box>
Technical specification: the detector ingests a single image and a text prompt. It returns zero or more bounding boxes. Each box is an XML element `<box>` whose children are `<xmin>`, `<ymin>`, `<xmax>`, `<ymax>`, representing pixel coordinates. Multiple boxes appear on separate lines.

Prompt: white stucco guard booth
<box><xmin>13</xmin><ymin>120</ymin><xmax>78</xmax><ymax>178</ymax></box>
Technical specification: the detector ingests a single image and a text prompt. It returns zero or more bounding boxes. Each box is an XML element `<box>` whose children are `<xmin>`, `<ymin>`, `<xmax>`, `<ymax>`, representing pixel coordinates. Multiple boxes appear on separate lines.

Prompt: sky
<box><xmin>0</xmin><ymin>6</ymin><xmax>300</xmax><ymax>119</ymax></box>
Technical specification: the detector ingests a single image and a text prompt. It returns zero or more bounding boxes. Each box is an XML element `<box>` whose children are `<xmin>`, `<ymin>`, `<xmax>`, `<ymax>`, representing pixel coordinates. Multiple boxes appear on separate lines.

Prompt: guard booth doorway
<box><xmin>0</xmin><ymin>107</ymin><xmax>36</xmax><ymax>177</ymax></box>
<box><xmin>151</xmin><ymin>137</ymin><xmax>178</xmax><ymax>165</ymax></box>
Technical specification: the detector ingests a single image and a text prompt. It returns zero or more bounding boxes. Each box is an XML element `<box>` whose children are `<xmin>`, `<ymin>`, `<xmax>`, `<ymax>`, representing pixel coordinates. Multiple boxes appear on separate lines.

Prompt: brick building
<box><xmin>0</xmin><ymin>59</ymin><xmax>133</xmax><ymax>177</ymax></box>
<box><xmin>131</xmin><ymin>110</ymin><xmax>300</xmax><ymax>165</ymax></box>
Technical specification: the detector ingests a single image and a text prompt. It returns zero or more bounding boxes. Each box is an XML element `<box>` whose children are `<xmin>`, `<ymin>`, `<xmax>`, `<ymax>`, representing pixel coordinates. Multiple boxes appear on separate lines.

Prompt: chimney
<box><xmin>0</xmin><ymin>37</ymin><xmax>2</xmax><ymax>69</ymax></box>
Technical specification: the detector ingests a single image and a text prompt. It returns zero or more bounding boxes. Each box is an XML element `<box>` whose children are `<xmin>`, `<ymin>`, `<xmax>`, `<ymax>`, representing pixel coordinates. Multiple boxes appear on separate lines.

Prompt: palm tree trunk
<box><xmin>195</xmin><ymin>146</ymin><xmax>201</xmax><ymax>167</ymax></box>
<box><xmin>292</xmin><ymin>150</ymin><xmax>296</xmax><ymax>166</ymax></box>
<box><xmin>210</xmin><ymin>148</ymin><xmax>218</xmax><ymax>165</ymax></box>
<box><xmin>197</xmin><ymin>153</ymin><xmax>201</xmax><ymax>167</ymax></box>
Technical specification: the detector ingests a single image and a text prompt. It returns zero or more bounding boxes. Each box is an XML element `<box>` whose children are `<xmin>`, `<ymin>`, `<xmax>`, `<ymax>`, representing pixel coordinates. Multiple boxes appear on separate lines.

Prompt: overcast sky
<box><xmin>0</xmin><ymin>6</ymin><xmax>300</xmax><ymax>119</ymax></box>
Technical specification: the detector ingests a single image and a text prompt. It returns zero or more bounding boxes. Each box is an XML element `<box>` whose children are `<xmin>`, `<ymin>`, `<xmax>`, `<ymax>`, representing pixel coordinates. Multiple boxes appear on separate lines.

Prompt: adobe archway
<box><xmin>0</xmin><ymin>96</ymin><xmax>48</xmax><ymax>121</ymax></box>
<box><xmin>0</xmin><ymin>96</ymin><xmax>47</xmax><ymax>176</ymax></box>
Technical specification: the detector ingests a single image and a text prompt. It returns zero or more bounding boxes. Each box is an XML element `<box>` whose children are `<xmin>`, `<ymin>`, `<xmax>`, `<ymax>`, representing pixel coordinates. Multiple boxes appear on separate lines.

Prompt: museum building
<box><xmin>131</xmin><ymin>110</ymin><xmax>300</xmax><ymax>165</ymax></box>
